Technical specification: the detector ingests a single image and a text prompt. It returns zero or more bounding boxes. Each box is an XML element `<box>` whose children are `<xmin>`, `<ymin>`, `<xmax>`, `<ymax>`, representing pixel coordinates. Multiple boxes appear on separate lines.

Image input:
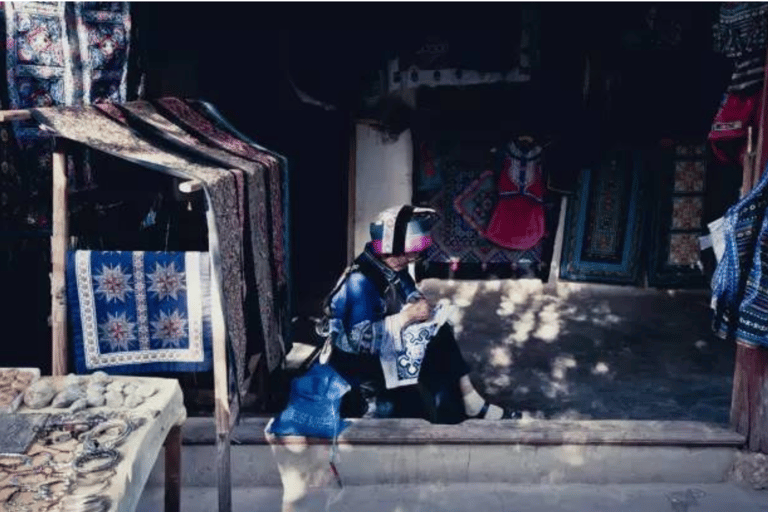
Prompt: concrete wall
<box><xmin>352</xmin><ymin>124</ymin><xmax>414</xmax><ymax>256</ymax></box>
<box><xmin>146</xmin><ymin>443</ymin><xmax>737</xmax><ymax>487</ymax></box>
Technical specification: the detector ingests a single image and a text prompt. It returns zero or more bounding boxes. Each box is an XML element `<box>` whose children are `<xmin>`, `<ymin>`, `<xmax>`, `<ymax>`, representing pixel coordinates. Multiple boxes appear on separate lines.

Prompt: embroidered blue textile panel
<box><xmin>66</xmin><ymin>251</ymin><xmax>213</xmax><ymax>374</ymax></box>
<box><xmin>559</xmin><ymin>150</ymin><xmax>644</xmax><ymax>285</ymax></box>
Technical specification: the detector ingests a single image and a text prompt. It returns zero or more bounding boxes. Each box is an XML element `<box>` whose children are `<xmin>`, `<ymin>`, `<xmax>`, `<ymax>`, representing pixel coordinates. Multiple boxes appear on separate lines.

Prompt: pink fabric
<box><xmin>405</xmin><ymin>234</ymin><xmax>433</xmax><ymax>253</ymax></box>
<box><xmin>483</xmin><ymin>148</ymin><xmax>546</xmax><ymax>250</ymax></box>
<box><xmin>709</xmin><ymin>91</ymin><xmax>759</xmax><ymax>165</ymax></box>
<box><xmin>484</xmin><ymin>197</ymin><xmax>544</xmax><ymax>250</ymax></box>
<box><xmin>371</xmin><ymin>235</ymin><xmax>432</xmax><ymax>255</ymax></box>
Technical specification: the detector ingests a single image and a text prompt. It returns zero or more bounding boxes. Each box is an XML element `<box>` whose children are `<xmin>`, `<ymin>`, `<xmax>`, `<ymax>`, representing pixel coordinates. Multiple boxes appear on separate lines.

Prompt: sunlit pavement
<box><xmin>418</xmin><ymin>280</ymin><xmax>733</xmax><ymax>424</ymax></box>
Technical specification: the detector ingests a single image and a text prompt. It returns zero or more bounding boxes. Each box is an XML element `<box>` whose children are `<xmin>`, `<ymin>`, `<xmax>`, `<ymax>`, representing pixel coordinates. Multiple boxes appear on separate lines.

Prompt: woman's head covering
<box><xmin>369</xmin><ymin>205</ymin><xmax>438</xmax><ymax>255</ymax></box>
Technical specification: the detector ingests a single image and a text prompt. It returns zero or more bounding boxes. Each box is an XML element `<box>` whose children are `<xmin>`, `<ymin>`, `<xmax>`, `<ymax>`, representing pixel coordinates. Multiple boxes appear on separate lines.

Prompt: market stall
<box><xmin>0</xmin><ymin>370</ymin><xmax>184</xmax><ymax>512</ymax></box>
<box><xmin>0</xmin><ymin>98</ymin><xmax>291</xmax><ymax>512</ymax></box>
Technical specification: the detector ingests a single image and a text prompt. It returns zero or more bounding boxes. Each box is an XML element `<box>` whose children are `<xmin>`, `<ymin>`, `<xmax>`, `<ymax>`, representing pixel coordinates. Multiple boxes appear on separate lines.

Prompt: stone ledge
<box><xmin>182</xmin><ymin>416</ymin><xmax>746</xmax><ymax>447</ymax></box>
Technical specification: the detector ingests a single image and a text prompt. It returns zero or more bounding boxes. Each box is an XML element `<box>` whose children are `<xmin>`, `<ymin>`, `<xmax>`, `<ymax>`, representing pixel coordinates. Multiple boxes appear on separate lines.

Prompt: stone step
<box><xmin>136</xmin><ymin>483</ymin><xmax>768</xmax><ymax>512</ymax></box>
<box><xmin>146</xmin><ymin>417</ymin><xmax>745</xmax><ymax>487</ymax></box>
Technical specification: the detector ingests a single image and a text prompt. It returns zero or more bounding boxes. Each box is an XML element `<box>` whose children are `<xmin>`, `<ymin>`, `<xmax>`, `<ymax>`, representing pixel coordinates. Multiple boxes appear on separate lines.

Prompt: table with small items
<box><xmin>0</xmin><ymin>369</ymin><xmax>186</xmax><ymax>512</ymax></box>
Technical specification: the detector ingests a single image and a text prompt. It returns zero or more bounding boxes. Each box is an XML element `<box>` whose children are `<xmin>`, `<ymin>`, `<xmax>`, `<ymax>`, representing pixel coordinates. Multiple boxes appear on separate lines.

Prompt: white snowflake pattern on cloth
<box><xmin>98</xmin><ymin>312</ymin><xmax>137</xmax><ymax>351</ymax></box>
<box><xmin>147</xmin><ymin>262</ymin><xmax>186</xmax><ymax>301</ymax></box>
<box><xmin>93</xmin><ymin>263</ymin><xmax>133</xmax><ymax>303</ymax></box>
<box><xmin>150</xmin><ymin>309</ymin><xmax>188</xmax><ymax>348</ymax></box>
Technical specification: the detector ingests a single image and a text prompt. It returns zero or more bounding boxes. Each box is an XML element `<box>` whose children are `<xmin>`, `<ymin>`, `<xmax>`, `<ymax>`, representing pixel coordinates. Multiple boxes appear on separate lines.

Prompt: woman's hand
<box><xmin>398</xmin><ymin>299</ymin><xmax>431</xmax><ymax>326</ymax></box>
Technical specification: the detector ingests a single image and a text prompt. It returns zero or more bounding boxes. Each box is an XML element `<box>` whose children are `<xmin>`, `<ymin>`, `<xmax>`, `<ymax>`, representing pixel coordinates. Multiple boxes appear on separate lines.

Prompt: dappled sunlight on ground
<box><xmin>419</xmin><ymin>279</ymin><xmax>735</xmax><ymax>423</ymax></box>
<box><xmin>488</xmin><ymin>346</ymin><xmax>513</xmax><ymax>367</ymax></box>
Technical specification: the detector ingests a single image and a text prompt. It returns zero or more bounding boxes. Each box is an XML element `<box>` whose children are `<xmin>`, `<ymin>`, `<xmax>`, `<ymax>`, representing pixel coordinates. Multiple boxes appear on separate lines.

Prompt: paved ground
<box><xmin>137</xmin><ymin>483</ymin><xmax>767</xmax><ymax>512</ymax></box>
<box><xmin>161</xmin><ymin>283</ymin><xmax>751</xmax><ymax>511</ymax></box>
<box><xmin>418</xmin><ymin>279</ymin><xmax>734</xmax><ymax>424</ymax></box>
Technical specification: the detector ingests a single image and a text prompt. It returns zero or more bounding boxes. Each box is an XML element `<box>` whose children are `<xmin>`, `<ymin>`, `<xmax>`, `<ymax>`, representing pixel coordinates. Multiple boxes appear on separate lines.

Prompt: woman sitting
<box><xmin>318</xmin><ymin>205</ymin><xmax>519</xmax><ymax>423</ymax></box>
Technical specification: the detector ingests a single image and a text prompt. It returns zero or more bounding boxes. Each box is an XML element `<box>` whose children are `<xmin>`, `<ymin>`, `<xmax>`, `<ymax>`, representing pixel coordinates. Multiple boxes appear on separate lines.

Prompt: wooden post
<box><xmin>216</xmin><ymin>431</ymin><xmax>231</xmax><ymax>512</ymax></box>
<box><xmin>546</xmin><ymin>195</ymin><xmax>568</xmax><ymax>288</ymax></box>
<box><xmin>180</xmin><ymin>179</ymin><xmax>231</xmax><ymax>508</ymax></box>
<box><xmin>164</xmin><ymin>425</ymin><xmax>182</xmax><ymax>512</ymax></box>
<box><xmin>729</xmin><ymin>43</ymin><xmax>768</xmax><ymax>454</ymax></box>
<box><xmin>51</xmin><ymin>141</ymin><xmax>68</xmax><ymax>376</ymax></box>
<box><xmin>741</xmin><ymin>126</ymin><xmax>757</xmax><ymax>199</ymax></box>
<box><xmin>210</xmin><ymin>258</ymin><xmax>231</xmax><ymax>512</ymax></box>
<box><xmin>730</xmin><ymin>342</ymin><xmax>768</xmax><ymax>453</ymax></box>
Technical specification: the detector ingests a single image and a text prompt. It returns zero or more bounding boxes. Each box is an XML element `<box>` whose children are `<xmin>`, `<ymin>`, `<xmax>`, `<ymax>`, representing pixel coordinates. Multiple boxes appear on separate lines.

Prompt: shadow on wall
<box><xmin>420</xmin><ymin>280</ymin><xmax>735</xmax><ymax>423</ymax></box>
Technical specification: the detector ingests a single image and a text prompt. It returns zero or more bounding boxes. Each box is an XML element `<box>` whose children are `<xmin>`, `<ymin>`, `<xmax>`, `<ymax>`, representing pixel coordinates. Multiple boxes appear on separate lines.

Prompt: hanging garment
<box><xmin>415</xmin><ymin>133</ymin><xmax>546</xmax><ymax>278</ymax></box>
<box><xmin>117</xmin><ymin>99</ymin><xmax>285</xmax><ymax>373</ymax></box>
<box><xmin>709</xmin><ymin>90</ymin><xmax>760</xmax><ymax>166</ymax></box>
<box><xmin>734</xmin><ymin>203</ymin><xmax>768</xmax><ymax>348</ymax></box>
<box><xmin>483</xmin><ymin>140</ymin><xmax>546</xmax><ymax>250</ymax></box>
<box><xmin>189</xmin><ymin>99</ymin><xmax>294</xmax><ymax>356</ymax></box>
<box><xmin>32</xmin><ymin>105</ymin><xmax>247</xmax><ymax>423</ymax></box>
<box><xmin>710</xmin><ymin>3</ymin><xmax>768</xmax><ymax>166</ymax></box>
<box><xmin>2</xmin><ymin>1</ymin><xmax>138</xmax><ymax>226</ymax></box>
<box><xmin>157</xmin><ymin>99</ymin><xmax>285</xmax><ymax>287</ymax></box>
<box><xmin>713</xmin><ymin>3</ymin><xmax>768</xmax><ymax>59</ymax></box>
<box><xmin>711</xmin><ymin>161</ymin><xmax>768</xmax><ymax>340</ymax></box>
<box><xmin>66</xmin><ymin>251</ymin><xmax>213</xmax><ymax>374</ymax></box>
<box><xmin>154</xmin><ymin>97</ymin><xmax>285</xmax><ymax>372</ymax></box>
<box><xmin>728</xmin><ymin>52</ymin><xmax>766</xmax><ymax>94</ymax></box>
<box><xmin>4</xmin><ymin>2</ymin><xmax>134</xmax><ymax>114</ymax></box>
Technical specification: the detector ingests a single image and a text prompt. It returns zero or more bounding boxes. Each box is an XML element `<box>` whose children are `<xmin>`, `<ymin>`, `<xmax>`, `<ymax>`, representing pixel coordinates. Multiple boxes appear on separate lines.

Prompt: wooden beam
<box><xmin>209</xmin><ymin>255</ymin><xmax>231</xmax><ymax>512</ymax></box>
<box><xmin>164</xmin><ymin>425</ymin><xmax>182</xmax><ymax>512</ymax></box>
<box><xmin>0</xmin><ymin>108</ymin><xmax>32</xmax><ymax>122</ymax></box>
<box><xmin>178</xmin><ymin>180</ymin><xmax>203</xmax><ymax>194</ymax></box>
<box><xmin>51</xmin><ymin>142</ymin><xmax>68</xmax><ymax>376</ymax></box>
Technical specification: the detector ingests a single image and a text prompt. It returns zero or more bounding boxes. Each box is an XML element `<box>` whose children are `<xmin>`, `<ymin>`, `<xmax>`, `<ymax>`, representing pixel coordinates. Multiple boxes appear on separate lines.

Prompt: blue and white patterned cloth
<box><xmin>379</xmin><ymin>302</ymin><xmax>454</xmax><ymax>389</ymax></box>
<box><xmin>66</xmin><ymin>251</ymin><xmax>212</xmax><ymax>374</ymax></box>
<box><xmin>711</xmin><ymin>163</ymin><xmax>768</xmax><ymax>340</ymax></box>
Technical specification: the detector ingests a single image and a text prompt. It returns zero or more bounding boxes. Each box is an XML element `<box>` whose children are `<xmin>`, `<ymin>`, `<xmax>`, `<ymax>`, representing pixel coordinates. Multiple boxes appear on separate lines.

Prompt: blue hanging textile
<box><xmin>734</xmin><ymin>206</ymin><xmax>768</xmax><ymax>348</ymax></box>
<box><xmin>711</xmin><ymin>161</ymin><xmax>768</xmax><ymax>340</ymax></box>
<box><xmin>66</xmin><ymin>250</ymin><xmax>213</xmax><ymax>374</ymax></box>
<box><xmin>267</xmin><ymin>363</ymin><xmax>351</xmax><ymax>439</ymax></box>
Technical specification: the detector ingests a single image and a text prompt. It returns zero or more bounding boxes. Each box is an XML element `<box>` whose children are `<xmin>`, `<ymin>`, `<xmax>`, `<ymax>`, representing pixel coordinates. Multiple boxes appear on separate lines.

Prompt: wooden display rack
<box><xmin>0</xmin><ymin>108</ymin><xmax>233</xmax><ymax>512</ymax></box>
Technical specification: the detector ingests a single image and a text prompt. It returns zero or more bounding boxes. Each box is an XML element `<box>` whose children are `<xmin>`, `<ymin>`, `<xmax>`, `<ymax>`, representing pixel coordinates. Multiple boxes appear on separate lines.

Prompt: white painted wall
<box><xmin>353</xmin><ymin>124</ymin><xmax>414</xmax><ymax>256</ymax></box>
